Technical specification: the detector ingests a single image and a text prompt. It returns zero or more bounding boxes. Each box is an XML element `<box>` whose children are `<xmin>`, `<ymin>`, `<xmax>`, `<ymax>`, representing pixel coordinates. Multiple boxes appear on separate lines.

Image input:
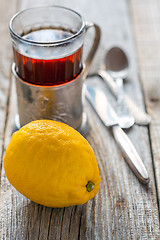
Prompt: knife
<box><xmin>85</xmin><ymin>84</ymin><xmax>149</xmax><ymax>184</ymax></box>
<box><xmin>91</xmin><ymin>70</ymin><xmax>151</xmax><ymax>126</ymax></box>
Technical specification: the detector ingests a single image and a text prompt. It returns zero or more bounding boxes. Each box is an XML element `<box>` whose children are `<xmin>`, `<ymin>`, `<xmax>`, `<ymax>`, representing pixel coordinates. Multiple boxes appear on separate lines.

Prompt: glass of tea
<box><xmin>10</xmin><ymin>6</ymin><xmax>100</xmax><ymax>135</ymax></box>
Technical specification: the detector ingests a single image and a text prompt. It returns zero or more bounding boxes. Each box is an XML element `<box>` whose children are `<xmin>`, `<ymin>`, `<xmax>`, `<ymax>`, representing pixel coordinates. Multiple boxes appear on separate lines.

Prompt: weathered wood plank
<box><xmin>0</xmin><ymin>2</ymin><xmax>20</xmax><ymax>240</ymax></box>
<box><xmin>0</xmin><ymin>0</ymin><xmax>19</xmax><ymax>167</ymax></box>
<box><xmin>130</xmin><ymin>0</ymin><xmax>160</xmax><ymax>216</ymax></box>
<box><xmin>0</xmin><ymin>0</ymin><xmax>160</xmax><ymax>239</ymax></box>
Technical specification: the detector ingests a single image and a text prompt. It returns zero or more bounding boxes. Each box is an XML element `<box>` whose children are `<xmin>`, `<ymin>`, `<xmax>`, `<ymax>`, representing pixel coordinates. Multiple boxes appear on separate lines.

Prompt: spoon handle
<box><xmin>97</xmin><ymin>69</ymin><xmax>151</xmax><ymax>126</ymax></box>
<box><xmin>116</xmin><ymin>78</ymin><xmax>134</xmax><ymax>128</ymax></box>
<box><xmin>112</xmin><ymin>125</ymin><xmax>149</xmax><ymax>184</ymax></box>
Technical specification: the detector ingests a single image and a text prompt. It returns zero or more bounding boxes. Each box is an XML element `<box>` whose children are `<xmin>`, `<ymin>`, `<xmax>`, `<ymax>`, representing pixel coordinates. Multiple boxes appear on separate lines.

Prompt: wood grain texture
<box><xmin>130</xmin><ymin>0</ymin><xmax>160</xmax><ymax>219</ymax></box>
<box><xmin>0</xmin><ymin>0</ymin><xmax>160</xmax><ymax>239</ymax></box>
<box><xmin>0</xmin><ymin>0</ymin><xmax>19</xmax><ymax>168</ymax></box>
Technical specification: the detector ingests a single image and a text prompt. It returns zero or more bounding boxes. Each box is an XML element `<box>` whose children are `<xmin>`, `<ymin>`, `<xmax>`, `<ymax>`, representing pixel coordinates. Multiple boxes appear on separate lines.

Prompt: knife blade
<box><xmin>85</xmin><ymin>84</ymin><xmax>149</xmax><ymax>184</ymax></box>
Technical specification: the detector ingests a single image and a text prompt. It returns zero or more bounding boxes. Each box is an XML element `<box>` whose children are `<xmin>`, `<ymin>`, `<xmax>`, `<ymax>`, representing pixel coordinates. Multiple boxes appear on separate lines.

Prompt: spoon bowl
<box><xmin>105</xmin><ymin>46</ymin><xmax>129</xmax><ymax>79</ymax></box>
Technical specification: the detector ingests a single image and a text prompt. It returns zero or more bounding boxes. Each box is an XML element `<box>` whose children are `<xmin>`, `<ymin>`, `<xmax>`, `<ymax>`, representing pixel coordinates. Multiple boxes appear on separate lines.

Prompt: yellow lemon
<box><xmin>3</xmin><ymin>120</ymin><xmax>101</xmax><ymax>207</ymax></box>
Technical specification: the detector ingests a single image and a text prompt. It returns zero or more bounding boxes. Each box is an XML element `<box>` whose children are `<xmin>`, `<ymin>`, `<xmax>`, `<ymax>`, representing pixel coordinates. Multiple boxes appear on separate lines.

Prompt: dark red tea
<box><xmin>13</xmin><ymin>28</ymin><xmax>83</xmax><ymax>86</ymax></box>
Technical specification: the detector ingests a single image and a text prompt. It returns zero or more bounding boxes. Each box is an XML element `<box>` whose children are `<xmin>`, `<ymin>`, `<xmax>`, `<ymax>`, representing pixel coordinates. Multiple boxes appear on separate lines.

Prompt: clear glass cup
<box><xmin>10</xmin><ymin>6</ymin><xmax>101</xmax><ymax>135</ymax></box>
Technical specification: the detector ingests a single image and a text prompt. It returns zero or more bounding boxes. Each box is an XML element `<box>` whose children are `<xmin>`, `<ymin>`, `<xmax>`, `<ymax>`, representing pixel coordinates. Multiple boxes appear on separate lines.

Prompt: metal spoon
<box><xmin>104</xmin><ymin>46</ymin><xmax>134</xmax><ymax>129</ymax></box>
<box><xmin>96</xmin><ymin>68</ymin><xmax>151</xmax><ymax>127</ymax></box>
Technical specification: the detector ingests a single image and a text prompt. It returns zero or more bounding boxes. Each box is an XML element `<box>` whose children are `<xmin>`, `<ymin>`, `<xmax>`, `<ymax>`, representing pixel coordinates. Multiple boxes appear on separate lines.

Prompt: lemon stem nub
<box><xmin>86</xmin><ymin>181</ymin><xmax>94</xmax><ymax>192</ymax></box>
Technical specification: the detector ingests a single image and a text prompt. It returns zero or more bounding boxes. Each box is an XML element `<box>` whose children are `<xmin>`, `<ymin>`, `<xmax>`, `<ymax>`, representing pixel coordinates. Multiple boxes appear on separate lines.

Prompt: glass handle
<box><xmin>83</xmin><ymin>22</ymin><xmax>101</xmax><ymax>80</ymax></box>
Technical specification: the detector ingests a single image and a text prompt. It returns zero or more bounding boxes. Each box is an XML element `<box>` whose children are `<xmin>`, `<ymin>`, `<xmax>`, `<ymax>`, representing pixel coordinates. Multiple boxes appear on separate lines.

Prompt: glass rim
<box><xmin>9</xmin><ymin>5</ymin><xmax>86</xmax><ymax>46</ymax></box>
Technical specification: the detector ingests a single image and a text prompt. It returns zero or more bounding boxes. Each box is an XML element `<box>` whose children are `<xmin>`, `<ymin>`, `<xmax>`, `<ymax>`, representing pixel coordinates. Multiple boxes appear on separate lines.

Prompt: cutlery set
<box><xmin>86</xmin><ymin>47</ymin><xmax>150</xmax><ymax>184</ymax></box>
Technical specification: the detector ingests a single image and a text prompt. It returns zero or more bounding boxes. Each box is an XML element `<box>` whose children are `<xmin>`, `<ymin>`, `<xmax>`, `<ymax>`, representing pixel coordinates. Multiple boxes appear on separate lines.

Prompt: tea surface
<box><xmin>14</xmin><ymin>28</ymin><xmax>82</xmax><ymax>86</ymax></box>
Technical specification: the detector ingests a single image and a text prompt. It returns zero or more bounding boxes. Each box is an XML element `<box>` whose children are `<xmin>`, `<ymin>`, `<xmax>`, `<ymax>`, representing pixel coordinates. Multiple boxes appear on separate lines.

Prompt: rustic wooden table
<box><xmin>1</xmin><ymin>0</ymin><xmax>160</xmax><ymax>239</ymax></box>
